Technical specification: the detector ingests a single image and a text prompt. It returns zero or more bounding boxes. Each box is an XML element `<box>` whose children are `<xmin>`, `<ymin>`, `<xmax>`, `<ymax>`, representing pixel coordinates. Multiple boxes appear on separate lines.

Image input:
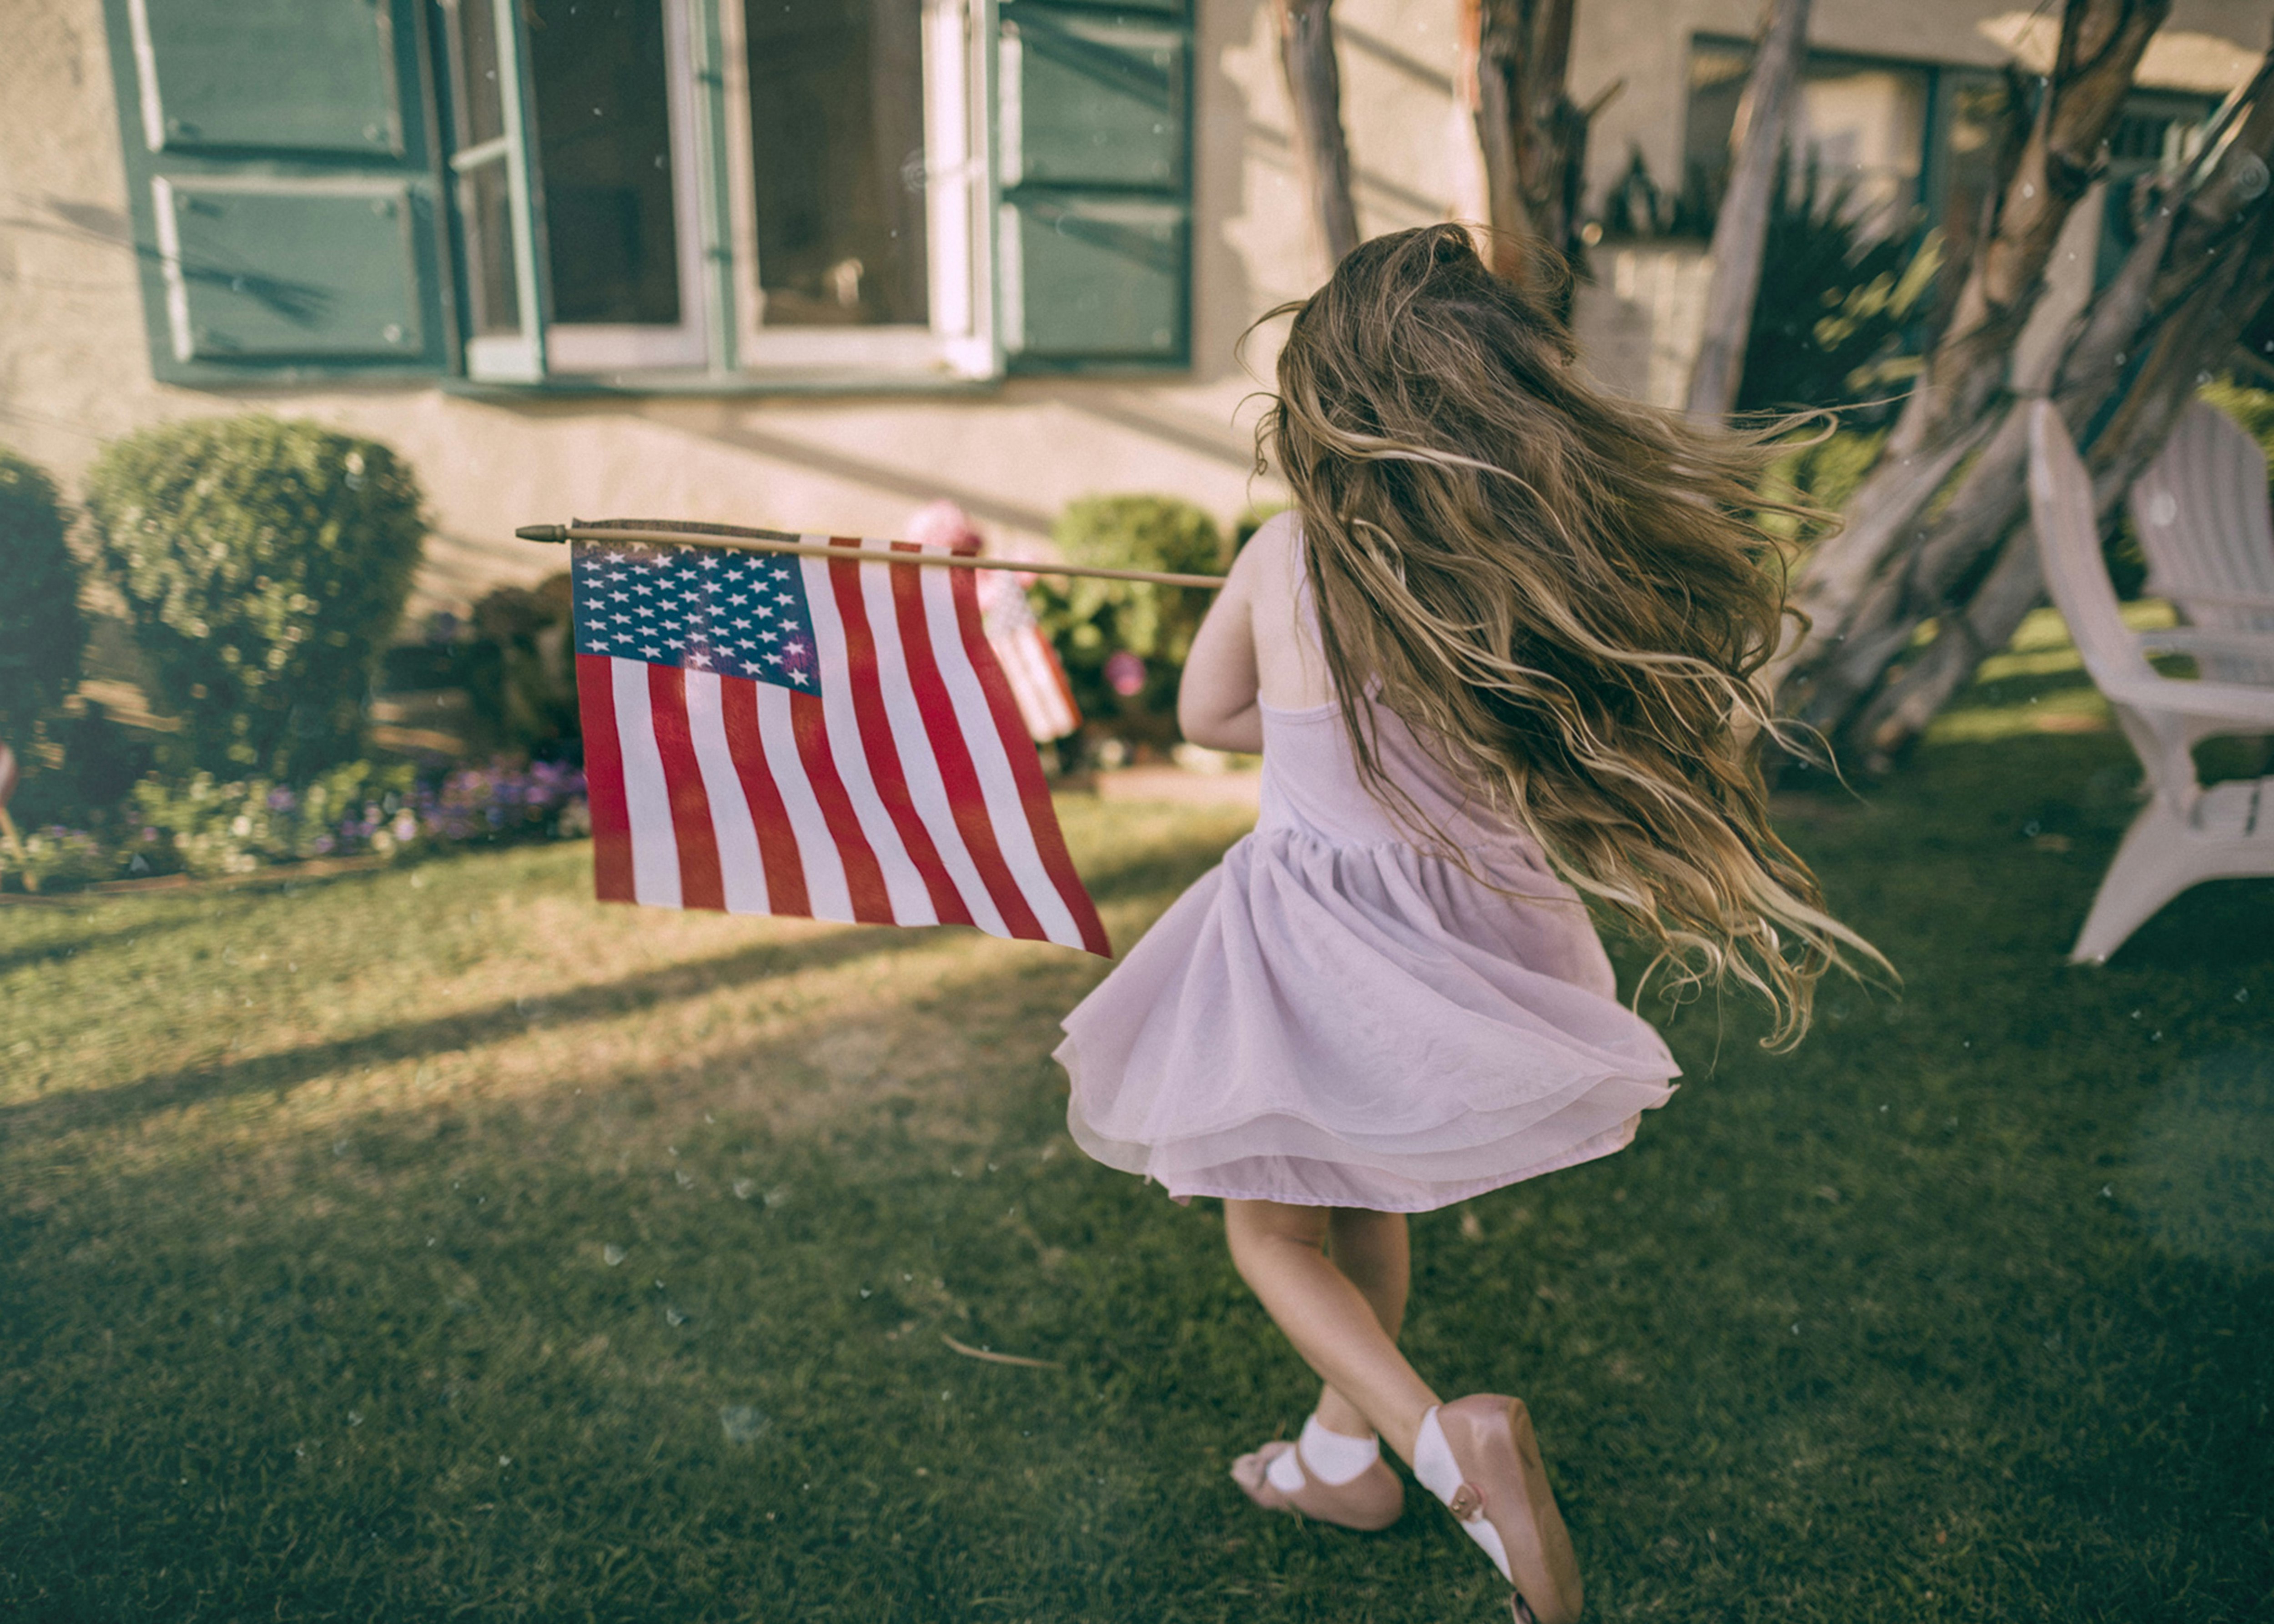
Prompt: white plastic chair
<box><xmin>2127</xmin><ymin>398</ymin><xmax>2274</xmax><ymax>685</ymax></box>
<box><xmin>2025</xmin><ymin>400</ymin><xmax>2274</xmax><ymax>963</ymax></box>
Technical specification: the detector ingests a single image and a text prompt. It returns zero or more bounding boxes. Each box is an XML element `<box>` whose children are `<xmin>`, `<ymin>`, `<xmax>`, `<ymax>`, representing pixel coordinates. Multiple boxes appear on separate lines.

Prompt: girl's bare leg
<box><xmin>1223</xmin><ymin>1198</ymin><xmax>1439</xmax><ymax>1464</ymax></box>
<box><xmin>1314</xmin><ymin>1208</ymin><xmax>1410</xmax><ymax>1440</ymax></box>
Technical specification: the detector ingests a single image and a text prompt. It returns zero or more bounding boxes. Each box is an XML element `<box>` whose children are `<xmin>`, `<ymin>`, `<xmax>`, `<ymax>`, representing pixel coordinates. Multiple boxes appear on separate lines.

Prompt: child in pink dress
<box><xmin>1055</xmin><ymin>226</ymin><xmax>1879</xmax><ymax>1623</ymax></box>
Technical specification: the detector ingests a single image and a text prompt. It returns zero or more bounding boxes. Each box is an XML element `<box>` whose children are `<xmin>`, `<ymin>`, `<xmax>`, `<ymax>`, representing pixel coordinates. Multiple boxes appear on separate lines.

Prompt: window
<box><xmin>438</xmin><ymin>0</ymin><xmax>729</xmax><ymax>379</ymax></box>
<box><xmin>2093</xmin><ymin>89</ymin><xmax>2221</xmax><ymax>291</ymax></box>
<box><xmin>744</xmin><ymin>0</ymin><xmax>932</xmax><ymax>328</ymax></box>
<box><xmin>102</xmin><ymin>0</ymin><xmax>1193</xmax><ymax>389</ymax></box>
<box><xmin>1678</xmin><ymin>34</ymin><xmax>2220</xmax><ymax>287</ymax></box>
<box><xmin>1931</xmin><ymin>70</ymin><xmax>2012</xmax><ymax>287</ymax></box>
<box><xmin>721</xmin><ymin>0</ymin><xmax>992</xmax><ymax>375</ymax></box>
<box><xmin>1681</xmin><ymin>38</ymin><xmax>1928</xmax><ymax>240</ymax></box>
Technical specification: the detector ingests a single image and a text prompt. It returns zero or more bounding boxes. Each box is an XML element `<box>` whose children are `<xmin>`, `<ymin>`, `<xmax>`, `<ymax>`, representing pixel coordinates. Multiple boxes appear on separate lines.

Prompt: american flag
<box><xmin>570</xmin><ymin>526</ymin><xmax>1109</xmax><ymax>956</ymax></box>
<box><xmin>976</xmin><ymin>567</ymin><xmax>1081</xmax><ymax>743</ymax></box>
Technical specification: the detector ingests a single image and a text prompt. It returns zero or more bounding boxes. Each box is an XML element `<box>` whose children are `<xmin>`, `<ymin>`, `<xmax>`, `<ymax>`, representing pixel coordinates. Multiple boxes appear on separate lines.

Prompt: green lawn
<box><xmin>3</xmin><ymin>660</ymin><xmax>2269</xmax><ymax>1621</ymax></box>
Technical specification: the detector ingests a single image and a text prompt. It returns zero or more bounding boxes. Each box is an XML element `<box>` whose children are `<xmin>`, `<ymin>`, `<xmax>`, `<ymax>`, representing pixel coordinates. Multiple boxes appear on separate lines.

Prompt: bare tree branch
<box><xmin>1463</xmin><ymin>0</ymin><xmax>1590</xmax><ymax>303</ymax></box>
<box><xmin>1842</xmin><ymin>68</ymin><xmax>2274</xmax><ymax>764</ymax></box>
<box><xmin>1776</xmin><ymin>0</ymin><xmax>2173</xmax><ymax>708</ymax></box>
<box><xmin>1884</xmin><ymin>0</ymin><xmax>2172</xmax><ymax>460</ymax></box>
<box><xmin>1687</xmin><ymin>0</ymin><xmax>1813</xmax><ymax>419</ymax></box>
<box><xmin>1276</xmin><ymin>0</ymin><xmax>1361</xmax><ymax>269</ymax></box>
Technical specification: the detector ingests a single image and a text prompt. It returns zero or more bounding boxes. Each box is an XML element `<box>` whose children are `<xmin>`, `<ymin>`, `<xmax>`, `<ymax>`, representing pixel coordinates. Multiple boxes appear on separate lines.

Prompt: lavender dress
<box><xmin>1055</xmin><ymin>692</ymin><xmax>1680</xmax><ymax>1212</ymax></box>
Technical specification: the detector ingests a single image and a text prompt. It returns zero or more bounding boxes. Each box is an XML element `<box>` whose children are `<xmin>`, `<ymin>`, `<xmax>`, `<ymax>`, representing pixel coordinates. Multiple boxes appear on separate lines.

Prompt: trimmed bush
<box><xmin>1031</xmin><ymin>496</ymin><xmax>1224</xmax><ymax>745</ymax></box>
<box><xmin>463</xmin><ymin>572</ymin><xmax>580</xmax><ymax>761</ymax></box>
<box><xmin>0</xmin><ymin>446</ymin><xmax>86</xmax><ymax>742</ymax></box>
<box><xmin>85</xmin><ymin>416</ymin><xmax>425</xmax><ymax>781</ymax></box>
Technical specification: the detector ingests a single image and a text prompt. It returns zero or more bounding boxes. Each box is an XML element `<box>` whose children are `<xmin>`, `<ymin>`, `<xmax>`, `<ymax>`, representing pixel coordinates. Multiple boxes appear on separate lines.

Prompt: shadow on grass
<box><xmin>0</xmin><ymin>912</ymin><xmax>198</xmax><ymax>977</ymax></box>
<box><xmin>0</xmin><ymin>927</ymin><xmax>914</xmax><ymax>1138</ymax></box>
<box><xmin>8</xmin><ymin>725</ymin><xmax>2271</xmax><ymax>1622</ymax></box>
<box><xmin>5</xmin><ymin>922</ymin><xmax>2270</xmax><ymax>1624</ymax></box>
<box><xmin>0</xmin><ymin>825</ymin><xmax>1239</xmax><ymax>1141</ymax></box>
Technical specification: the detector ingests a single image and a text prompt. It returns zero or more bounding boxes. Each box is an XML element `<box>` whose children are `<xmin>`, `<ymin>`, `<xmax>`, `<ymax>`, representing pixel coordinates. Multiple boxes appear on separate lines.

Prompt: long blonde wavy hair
<box><xmin>1263</xmin><ymin>225</ymin><xmax>1885</xmax><ymax>1047</ymax></box>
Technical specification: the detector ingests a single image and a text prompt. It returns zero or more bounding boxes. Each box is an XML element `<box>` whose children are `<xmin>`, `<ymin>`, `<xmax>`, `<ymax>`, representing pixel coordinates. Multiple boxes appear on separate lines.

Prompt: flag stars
<box><xmin>572</xmin><ymin>542</ymin><xmax>816</xmax><ymax>692</ymax></box>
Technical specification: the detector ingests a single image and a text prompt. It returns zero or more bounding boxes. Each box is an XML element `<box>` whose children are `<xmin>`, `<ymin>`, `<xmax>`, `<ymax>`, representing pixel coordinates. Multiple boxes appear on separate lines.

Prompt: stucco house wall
<box><xmin>1</xmin><ymin>0</ymin><xmax>2264</xmax><ymax>623</ymax></box>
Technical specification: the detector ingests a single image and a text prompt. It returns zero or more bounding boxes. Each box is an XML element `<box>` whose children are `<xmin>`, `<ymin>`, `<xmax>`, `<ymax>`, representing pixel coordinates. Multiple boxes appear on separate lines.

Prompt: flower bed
<box><xmin>9</xmin><ymin>759</ymin><xmax>589</xmax><ymax>892</ymax></box>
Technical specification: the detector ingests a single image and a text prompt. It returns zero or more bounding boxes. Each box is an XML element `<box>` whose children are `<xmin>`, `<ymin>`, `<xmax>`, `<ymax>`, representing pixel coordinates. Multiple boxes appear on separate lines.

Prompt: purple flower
<box><xmin>1104</xmin><ymin>650</ymin><xmax>1147</xmax><ymax>697</ymax></box>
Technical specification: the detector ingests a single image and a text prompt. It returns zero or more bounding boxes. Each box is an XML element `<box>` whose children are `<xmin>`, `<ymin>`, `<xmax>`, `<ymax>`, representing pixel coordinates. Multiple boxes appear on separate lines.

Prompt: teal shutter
<box><xmin>100</xmin><ymin>0</ymin><xmax>452</xmax><ymax>384</ymax></box>
<box><xmin>996</xmin><ymin>0</ymin><xmax>1192</xmax><ymax>372</ymax></box>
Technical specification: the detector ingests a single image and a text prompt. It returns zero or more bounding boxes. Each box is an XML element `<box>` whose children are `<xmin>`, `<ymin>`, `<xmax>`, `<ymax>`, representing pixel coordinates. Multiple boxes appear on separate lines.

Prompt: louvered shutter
<box><xmin>100</xmin><ymin>0</ymin><xmax>452</xmax><ymax>383</ymax></box>
<box><xmin>994</xmin><ymin>0</ymin><xmax>1192</xmax><ymax>371</ymax></box>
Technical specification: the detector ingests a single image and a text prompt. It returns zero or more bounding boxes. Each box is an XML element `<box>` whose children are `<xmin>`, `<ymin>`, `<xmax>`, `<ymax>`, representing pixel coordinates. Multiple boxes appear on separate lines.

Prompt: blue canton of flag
<box><xmin>571</xmin><ymin>541</ymin><xmax>820</xmax><ymax>689</ymax></box>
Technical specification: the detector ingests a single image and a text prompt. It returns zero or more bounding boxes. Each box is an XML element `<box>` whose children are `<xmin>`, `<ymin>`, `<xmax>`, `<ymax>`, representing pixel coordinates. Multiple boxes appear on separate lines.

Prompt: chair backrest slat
<box><xmin>2027</xmin><ymin>402</ymin><xmax>2158</xmax><ymax>691</ymax></box>
<box><xmin>2129</xmin><ymin>399</ymin><xmax>2274</xmax><ymax>681</ymax></box>
<box><xmin>2130</xmin><ymin>400</ymin><xmax>2274</xmax><ymax>600</ymax></box>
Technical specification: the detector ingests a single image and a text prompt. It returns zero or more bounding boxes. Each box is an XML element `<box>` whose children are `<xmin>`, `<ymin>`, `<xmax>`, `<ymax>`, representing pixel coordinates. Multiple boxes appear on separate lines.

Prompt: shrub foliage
<box><xmin>1736</xmin><ymin>154</ymin><xmax>1940</xmax><ymax>417</ymax></box>
<box><xmin>0</xmin><ymin>446</ymin><xmax>86</xmax><ymax>742</ymax></box>
<box><xmin>1031</xmin><ymin>496</ymin><xmax>1224</xmax><ymax>740</ymax></box>
<box><xmin>85</xmin><ymin>416</ymin><xmax>425</xmax><ymax>780</ymax></box>
<box><xmin>464</xmin><ymin>572</ymin><xmax>580</xmax><ymax>760</ymax></box>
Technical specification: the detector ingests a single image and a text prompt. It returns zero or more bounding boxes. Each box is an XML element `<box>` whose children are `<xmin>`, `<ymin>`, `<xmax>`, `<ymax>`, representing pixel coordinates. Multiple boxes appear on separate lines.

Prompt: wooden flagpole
<box><xmin>517</xmin><ymin>522</ymin><xmax>1228</xmax><ymax>589</ymax></box>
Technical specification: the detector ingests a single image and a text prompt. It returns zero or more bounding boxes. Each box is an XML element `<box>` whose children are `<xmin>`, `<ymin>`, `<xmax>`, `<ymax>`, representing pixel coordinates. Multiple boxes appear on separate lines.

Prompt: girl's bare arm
<box><xmin>1177</xmin><ymin>543</ymin><xmax>1264</xmax><ymax>753</ymax></box>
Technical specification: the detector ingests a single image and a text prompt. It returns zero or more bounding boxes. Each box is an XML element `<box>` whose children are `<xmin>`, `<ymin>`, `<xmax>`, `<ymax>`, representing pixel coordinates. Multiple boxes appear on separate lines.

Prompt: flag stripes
<box><xmin>948</xmin><ymin>561</ymin><xmax>1104</xmax><ymax>953</ymax></box>
<box><xmin>976</xmin><ymin>567</ymin><xmax>1081</xmax><ymax>742</ymax></box>
<box><xmin>572</xmin><ymin>536</ymin><xmax>1107</xmax><ymax>955</ymax></box>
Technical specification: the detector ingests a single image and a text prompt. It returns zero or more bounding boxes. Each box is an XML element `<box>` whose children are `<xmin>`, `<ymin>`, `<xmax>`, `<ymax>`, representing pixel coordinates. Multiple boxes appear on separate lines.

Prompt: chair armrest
<box><xmin>2103</xmin><ymin>668</ymin><xmax>2274</xmax><ymax>730</ymax></box>
<box><xmin>2168</xmin><ymin>587</ymin><xmax>2274</xmax><ymax>615</ymax></box>
<box><xmin>2135</xmin><ymin>628</ymin><xmax>2274</xmax><ymax>664</ymax></box>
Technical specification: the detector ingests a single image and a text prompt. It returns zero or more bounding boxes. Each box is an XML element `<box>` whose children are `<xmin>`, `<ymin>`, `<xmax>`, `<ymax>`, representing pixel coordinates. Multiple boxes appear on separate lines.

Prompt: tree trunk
<box><xmin>1276</xmin><ymin>0</ymin><xmax>1362</xmax><ymax>269</ymax></box>
<box><xmin>1463</xmin><ymin>0</ymin><xmax>1590</xmax><ymax>304</ymax></box>
<box><xmin>1686</xmin><ymin>0</ymin><xmax>1812</xmax><ymax>419</ymax></box>
<box><xmin>1800</xmin><ymin>45</ymin><xmax>2274</xmax><ymax>768</ymax></box>
<box><xmin>1774</xmin><ymin>0</ymin><xmax>2174</xmax><ymax>713</ymax></box>
<box><xmin>1886</xmin><ymin>0</ymin><xmax>2173</xmax><ymax>460</ymax></box>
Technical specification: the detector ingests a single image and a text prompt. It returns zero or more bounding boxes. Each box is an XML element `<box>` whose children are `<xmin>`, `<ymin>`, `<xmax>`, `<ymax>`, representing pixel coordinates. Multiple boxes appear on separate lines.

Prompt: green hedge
<box><xmin>1031</xmin><ymin>496</ymin><xmax>1223</xmax><ymax>743</ymax></box>
<box><xmin>85</xmin><ymin>416</ymin><xmax>425</xmax><ymax>781</ymax></box>
<box><xmin>0</xmin><ymin>446</ymin><xmax>86</xmax><ymax>743</ymax></box>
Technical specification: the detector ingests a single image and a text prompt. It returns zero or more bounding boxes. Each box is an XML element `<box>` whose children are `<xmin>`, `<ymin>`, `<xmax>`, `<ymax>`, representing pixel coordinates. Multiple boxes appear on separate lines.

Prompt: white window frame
<box><xmin>715</xmin><ymin>0</ymin><xmax>996</xmax><ymax>380</ymax></box>
<box><xmin>543</xmin><ymin>0</ymin><xmax>714</xmax><ymax>373</ymax></box>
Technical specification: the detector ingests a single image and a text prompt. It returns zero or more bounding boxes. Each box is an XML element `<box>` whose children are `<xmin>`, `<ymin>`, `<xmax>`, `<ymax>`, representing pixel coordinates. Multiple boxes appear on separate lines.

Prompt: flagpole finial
<box><xmin>516</xmin><ymin>523</ymin><xmax>570</xmax><ymax>543</ymax></box>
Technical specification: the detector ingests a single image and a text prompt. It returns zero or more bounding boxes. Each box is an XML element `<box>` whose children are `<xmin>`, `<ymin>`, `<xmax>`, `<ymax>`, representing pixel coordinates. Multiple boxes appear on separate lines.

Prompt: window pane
<box><xmin>1793</xmin><ymin>66</ymin><xmax>1927</xmax><ymax>236</ymax></box>
<box><xmin>1939</xmin><ymin>73</ymin><xmax>2013</xmax><ymax>290</ymax></box>
<box><xmin>449</xmin><ymin>0</ymin><xmax>507</xmax><ymax>148</ymax></box>
<box><xmin>1681</xmin><ymin>45</ymin><xmax>1926</xmax><ymax>239</ymax></box>
<box><xmin>529</xmin><ymin>0</ymin><xmax>682</xmax><ymax>325</ymax></box>
<box><xmin>748</xmin><ymin>0</ymin><xmax>929</xmax><ymax>327</ymax></box>
<box><xmin>458</xmin><ymin>158</ymin><xmax>520</xmax><ymax>334</ymax></box>
<box><xmin>1679</xmin><ymin>40</ymin><xmax>1752</xmax><ymax>229</ymax></box>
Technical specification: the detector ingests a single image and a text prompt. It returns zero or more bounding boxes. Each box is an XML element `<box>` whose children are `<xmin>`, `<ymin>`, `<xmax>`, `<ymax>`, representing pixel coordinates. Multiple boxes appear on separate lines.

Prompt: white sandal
<box><xmin>1229</xmin><ymin>1433</ymin><xmax>1404</xmax><ymax>1531</ymax></box>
